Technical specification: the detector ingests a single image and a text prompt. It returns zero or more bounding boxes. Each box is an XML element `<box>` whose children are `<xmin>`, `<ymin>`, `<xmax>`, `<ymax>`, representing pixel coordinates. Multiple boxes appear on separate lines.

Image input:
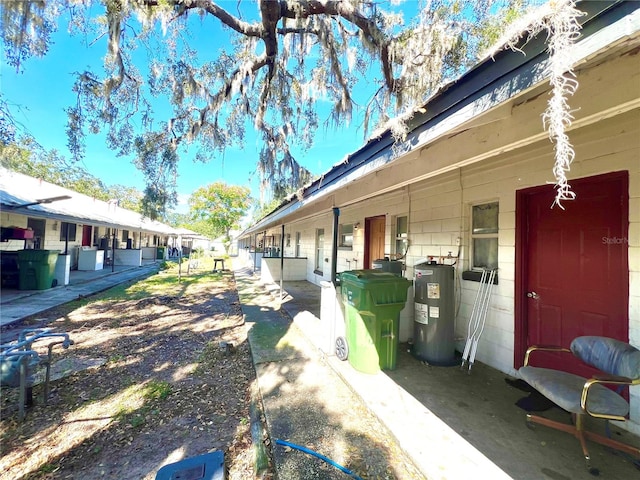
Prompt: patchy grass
<box><xmin>0</xmin><ymin>266</ymin><xmax>271</xmax><ymax>480</ymax></box>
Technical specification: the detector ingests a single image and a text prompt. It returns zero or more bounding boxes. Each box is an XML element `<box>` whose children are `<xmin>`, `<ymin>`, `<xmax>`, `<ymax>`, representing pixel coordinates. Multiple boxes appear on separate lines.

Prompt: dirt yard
<box><xmin>0</xmin><ymin>268</ymin><xmax>272</xmax><ymax>479</ymax></box>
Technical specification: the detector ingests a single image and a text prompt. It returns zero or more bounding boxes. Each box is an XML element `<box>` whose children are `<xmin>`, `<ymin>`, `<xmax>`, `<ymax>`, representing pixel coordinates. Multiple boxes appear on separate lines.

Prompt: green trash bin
<box><xmin>157</xmin><ymin>246</ymin><xmax>166</xmax><ymax>259</ymax></box>
<box><xmin>340</xmin><ymin>270</ymin><xmax>411</xmax><ymax>374</ymax></box>
<box><xmin>17</xmin><ymin>250</ymin><xmax>59</xmax><ymax>290</ymax></box>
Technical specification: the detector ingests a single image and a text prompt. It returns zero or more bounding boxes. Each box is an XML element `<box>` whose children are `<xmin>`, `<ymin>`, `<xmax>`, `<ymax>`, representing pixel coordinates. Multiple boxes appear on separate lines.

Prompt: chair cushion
<box><xmin>518</xmin><ymin>366</ymin><xmax>629</xmax><ymax>416</ymax></box>
<box><xmin>571</xmin><ymin>336</ymin><xmax>640</xmax><ymax>380</ymax></box>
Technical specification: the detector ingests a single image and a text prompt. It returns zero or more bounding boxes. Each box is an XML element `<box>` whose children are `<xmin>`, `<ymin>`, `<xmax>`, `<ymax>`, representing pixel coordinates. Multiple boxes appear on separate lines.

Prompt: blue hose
<box><xmin>275</xmin><ymin>438</ymin><xmax>363</xmax><ymax>480</ymax></box>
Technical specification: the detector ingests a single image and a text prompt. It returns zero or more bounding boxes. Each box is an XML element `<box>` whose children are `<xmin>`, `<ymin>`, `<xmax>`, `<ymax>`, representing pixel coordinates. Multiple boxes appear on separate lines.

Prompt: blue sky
<box><xmin>1</xmin><ymin>6</ymin><xmax>379</xmax><ymax>212</ymax></box>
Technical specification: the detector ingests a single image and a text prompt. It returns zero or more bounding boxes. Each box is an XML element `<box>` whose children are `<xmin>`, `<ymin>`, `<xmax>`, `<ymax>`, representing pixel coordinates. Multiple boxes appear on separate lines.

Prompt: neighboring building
<box><xmin>174</xmin><ymin>228</ymin><xmax>213</xmax><ymax>255</ymax></box>
<box><xmin>1</xmin><ymin>167</ymin><xmax>179</xmax><ymax>284</ymax></box>
<box><xmin>238</xmin><ymin>2</ymin><xmax>640</xmax><ymax>434</ymax></box>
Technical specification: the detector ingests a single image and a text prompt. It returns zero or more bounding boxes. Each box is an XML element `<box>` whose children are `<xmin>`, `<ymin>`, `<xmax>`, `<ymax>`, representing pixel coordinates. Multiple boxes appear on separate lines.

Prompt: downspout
<box><xmin>280</xmin><ymin>224</ymin><xmax>285</xmax><ymax>302</ymax></box>
<box><xmin>332</xmin><ymin>207</ymin><xmax>340</xmax><ymax>285</ymax></box>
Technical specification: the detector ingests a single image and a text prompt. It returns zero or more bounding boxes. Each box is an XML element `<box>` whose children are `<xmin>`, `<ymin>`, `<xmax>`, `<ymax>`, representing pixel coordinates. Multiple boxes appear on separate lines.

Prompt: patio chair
<box><xmin>518</xmin><ymin>336</ymin><xmax>640</xmax><ymax>474</ymax></box>
<box><xmin>0</xmin><ymin>328</ymin><xmax>73</xmax><ymax>421</ymax></box>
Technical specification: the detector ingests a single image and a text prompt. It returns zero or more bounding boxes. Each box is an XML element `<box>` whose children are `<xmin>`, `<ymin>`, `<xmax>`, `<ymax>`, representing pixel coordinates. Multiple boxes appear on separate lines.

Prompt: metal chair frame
<box><xmin>519</xmin><ymin>337</ymin><xmax>640</xmax><ymax>473</ymax></box>
<box><xmin>1</xmin><ymin>328</ymin><xmax>73</xmax><ymax>421</ymax></box>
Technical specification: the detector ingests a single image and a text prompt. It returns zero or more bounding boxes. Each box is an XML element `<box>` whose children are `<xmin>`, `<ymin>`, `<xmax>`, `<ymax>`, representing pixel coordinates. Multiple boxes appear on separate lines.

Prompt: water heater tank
<box><xmin>413</xmin><ymin>263</ymin><xmax>456</xmax><ymax>365</ymax></box>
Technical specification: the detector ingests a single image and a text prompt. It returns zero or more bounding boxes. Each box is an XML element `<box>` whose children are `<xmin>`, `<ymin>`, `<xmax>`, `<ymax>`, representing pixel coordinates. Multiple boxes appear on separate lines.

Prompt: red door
<box><xmin>82</xmin><ymin>225</ymin><xmax>92</xmax><ymax>246</ymax></box>
<box><xmin>516</xmin><ymin>172</ymin><xmax>629</xmax><ymax>376</ymax></box>
<box><xmin>364</xmin><ymin>216</ymin><xmax>385</xmax><ymax>268</ymax></box>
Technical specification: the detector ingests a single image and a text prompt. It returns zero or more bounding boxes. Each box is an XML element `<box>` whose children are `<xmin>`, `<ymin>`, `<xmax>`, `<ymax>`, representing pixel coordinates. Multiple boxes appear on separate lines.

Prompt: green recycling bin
<box><xmin>340</xmin><ymin>270</ymin><xmax>411</xmax><ymax>374</ymax></box>
<box><xmin>17</xmin><ymin>249</ymin><xmax>59</xmax><ymax>290</ymax></box>
<box><xmin>157</xmin><ymin>246</ymin><xmax>166</xmax><ymax>259</ymax></box>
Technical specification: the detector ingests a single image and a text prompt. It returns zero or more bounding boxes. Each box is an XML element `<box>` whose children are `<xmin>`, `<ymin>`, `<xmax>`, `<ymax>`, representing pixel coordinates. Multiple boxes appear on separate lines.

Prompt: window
<box><xmin>295</xmin><ymin>232</ymin><xmax>301</xmax><ymax>257</ymax></box>
<box><xmin>59</xmin><ymin>222</ymin><xmax>77</xmax><ymax>241</ymax></box>
<box><xmin>394</xmin><ymin>216</ymin><xmax>408</xmax><ymax>256</ymax></box>
<box><xmin>121</xmin><ymin>230</ymin><xmax>129</xmax><ymax>242</ymax></box>
<box><xmin>315</xmin><ymin>229</ymin><xmax>324</xmax><ymax>274</ymax></box>
<box><xmin>471</xmin><ymin>202</ymin><xmax>498</xmax><ymax>270</ymax></box>
<box><xmin>339</xmin><ymin>224</ymin><xmax>354</xmax><ymax>249</ymax></box>
<box><xmin>286</xmin><ymin>233</ymin><xmax>291</xmax><ymax>247</ymax></box>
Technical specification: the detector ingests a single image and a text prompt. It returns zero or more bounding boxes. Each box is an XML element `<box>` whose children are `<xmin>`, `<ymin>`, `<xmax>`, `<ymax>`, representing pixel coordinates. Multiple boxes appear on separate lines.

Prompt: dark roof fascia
<box><xmin>246</xmin><ymin>0</ymin><xmax>632</xmax><ymax>235</ymax></box>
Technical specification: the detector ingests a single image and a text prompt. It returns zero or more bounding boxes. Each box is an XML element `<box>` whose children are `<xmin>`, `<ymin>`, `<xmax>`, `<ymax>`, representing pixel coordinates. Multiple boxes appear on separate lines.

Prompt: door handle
<box><xmin>527</xmin><ymin>291</ymin><xmax>539</xmax><ymax>299</ymax></box>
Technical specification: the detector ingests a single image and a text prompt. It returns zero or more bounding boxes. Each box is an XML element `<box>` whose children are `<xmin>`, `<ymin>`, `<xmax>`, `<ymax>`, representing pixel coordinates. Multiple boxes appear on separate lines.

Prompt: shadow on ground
<box><xmin>0</xmin><ymin>271</ymin><xmax>256</xmax><ymax>480</ymax></box>
<box><xmin>268</xmin><ymin>278</ymin><xmax>640</xmax><ymax>480</ymax></box>
<box><xmin>236</xmin><ymin>270</ymin><xmax>423</xmax><ymax>479</ymax></box>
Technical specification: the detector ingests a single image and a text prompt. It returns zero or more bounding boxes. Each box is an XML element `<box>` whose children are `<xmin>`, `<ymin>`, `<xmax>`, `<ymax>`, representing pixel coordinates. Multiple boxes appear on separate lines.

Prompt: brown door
<box><xmin>82</xmin><ymin>225</ymin><xmax>92</xmax><ymax>246</ymax></box>
<box><xmin>364</xmin><ymin>216</ymin><xmax>386</xmax><ymax>268</ymax></box>
<box><xmin>515</xmin><ymin>172</ymin><xmax>629</xmax><ymax>376</ymax></box>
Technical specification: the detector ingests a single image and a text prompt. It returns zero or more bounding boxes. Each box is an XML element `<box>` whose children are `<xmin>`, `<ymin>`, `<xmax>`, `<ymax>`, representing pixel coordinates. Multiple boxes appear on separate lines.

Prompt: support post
<box><xmin>111</xmin><ymin>230</ymin><xmax>116</xmax><ymax>272</ymax></box>
<box><xmin>332</xmin><ymin>207</ymin><xmax>340</xmax><ymax>285</ymax></box>
<box><xmin>254</xmin><ymin>233</ymin><xmax>258</xmax><ymax>275</ymax></box>
<box><xmin>280</xmin><ymin>224</ymin><xmax>285</xmax><ymax>301</ymax></box>
<box><xmin>64</xmin><ymin>222</ymin><xmax>69</xmax><ymax>255</ymax></box>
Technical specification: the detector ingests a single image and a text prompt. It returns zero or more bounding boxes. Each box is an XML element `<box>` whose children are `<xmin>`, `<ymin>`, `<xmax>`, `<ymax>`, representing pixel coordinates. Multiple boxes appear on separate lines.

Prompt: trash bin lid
<box><xmin>340</xmin><ymin>269</ymin><xmax>410</xmax><ymax>287</ymax></box>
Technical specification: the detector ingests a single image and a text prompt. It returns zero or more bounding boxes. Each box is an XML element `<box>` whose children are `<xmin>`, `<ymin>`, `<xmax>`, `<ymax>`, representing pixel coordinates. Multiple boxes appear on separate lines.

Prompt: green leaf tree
<box><xmin>188</xmin><ymin>182</ymin><xmax>251</xmax><ymax>254</ymax></box>
<box><xmin>1</xmin><ymin>0</ymin><xmax>536</xmax><ymax>218</ymax></box>
<box><xmin>107</xmin><ymin>184</ymin><xmax>144</xmax><ymax>213</ymax></box>
<box><xmin>0</xmin><ymin>136</ymin><xmax>144</xmax><ymax>212</ymax></box>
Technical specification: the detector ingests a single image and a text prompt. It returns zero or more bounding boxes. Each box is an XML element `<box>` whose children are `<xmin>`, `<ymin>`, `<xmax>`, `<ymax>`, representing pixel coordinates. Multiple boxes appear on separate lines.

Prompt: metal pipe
<box><xmin>331</xmin><ymin>207</ymin><xmax>340</xmax><ymax>285</ymax></box>
<box><xmin>114</xmin><ymin>230</ymin><xmax>118</xmax><ymax>272</ymax></box>
<box><xmin>280</xmin><ymin>224</ymin><xmax>285</xmax><ymax>302</ymax></box>
<box><xmin>64</xmin><ymin>222</ymin><xmax>69</xmax><ymax>255</ymax></box>
<box><xmin>253</xmin><ymin>233</ymin><xmax>258</xmax><ymax>275</ymax></box>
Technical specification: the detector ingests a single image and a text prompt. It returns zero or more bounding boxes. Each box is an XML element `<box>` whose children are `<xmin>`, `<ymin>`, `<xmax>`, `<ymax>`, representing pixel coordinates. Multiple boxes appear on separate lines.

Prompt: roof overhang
<box><xmin>0</xmin><ymin>168</ymin><xmax>178</xmax><ymax>236</ymax></box>
<box><xmin>241</xmin><ymin>0</ymin><xmax>640</xmax><ymax>237</ymax></box>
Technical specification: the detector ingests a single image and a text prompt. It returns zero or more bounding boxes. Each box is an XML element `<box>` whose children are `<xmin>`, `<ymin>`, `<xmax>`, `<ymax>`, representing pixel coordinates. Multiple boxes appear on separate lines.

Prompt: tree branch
<box><xmin>280</xmin><ymin>1</ymin><xmax>398</xmax><ymax>92</ymax></box>
<box><xmin>175</xmin><ymin>0</ymin><xmax>263</xmax><ymax>37</ymax></box>
<box><xmin>169</xmin><ymin>53</ymin><xmax>270</xmax><ymax>147</ymax></box>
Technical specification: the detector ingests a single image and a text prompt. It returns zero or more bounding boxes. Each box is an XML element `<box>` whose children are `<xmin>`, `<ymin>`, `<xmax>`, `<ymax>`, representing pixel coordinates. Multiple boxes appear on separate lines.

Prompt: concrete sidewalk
<box><xmin>236</xmin><ymin>267</ymin><xmax>640</xmax><ymax>480</ymax></box>
<box><xmin>0</xmin><ymin>263</ymin><xmax>161</xmax><ymax>328</ymax></box>
<box><xmin>236</xmin><ymin>267</ymin><xmax>511</xmax><ymax>480</ymax></box>
<box><xmin>235</xmin><ymin>266</ymin><xmax>424</xmax><ymax>479</ymax></box>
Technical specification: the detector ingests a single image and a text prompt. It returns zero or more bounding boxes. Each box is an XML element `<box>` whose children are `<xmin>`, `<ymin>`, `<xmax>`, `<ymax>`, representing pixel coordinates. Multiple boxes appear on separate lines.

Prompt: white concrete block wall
<box><xmin>0</xmin><ymin>212</ymin><xmax>29</xmax><ymax>251</ymax></box>
<box><xmin>0</xmin><ymin>239</ymin><xmax>25</xmax><ymax>251</ymax></box>
<box><xmin>261</xmin><ymin>257</ymin><xmax>308</xmax><ymax>282</ymax></box>
<box><xmin>44</xmin><ymin>223</ymin><xmax>81</xmax><ymax>254</ymax></box>
<box><xmin>455</xmin><ymin>111</ymin><xmax>640</xmax><ymax>434</ymax></box>
<box><xmin>243</xmin><ymin>114</ymin><xmax>639</xmax><ymax>433</ymax></box>
<box><xmin>266</xmin><ymin>215</ymin><xmax>332</xmax><ymax>285</ymax></box>
<box><xmin>247</xmin><ymin>120</ymin><xmax>640</xmax><ymax>433</ymax></box>
<box><xmin>0</xmin><ymin>215</ymin><xmax>84</xmax><ymax>255</ymax></box>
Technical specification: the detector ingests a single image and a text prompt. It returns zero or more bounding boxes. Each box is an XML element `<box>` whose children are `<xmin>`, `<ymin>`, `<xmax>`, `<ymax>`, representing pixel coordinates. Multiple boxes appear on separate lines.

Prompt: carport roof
<box><xmin>0</xmin><ymin>167</ymin><xmax>177</xmax><ymax>235</ymax></box>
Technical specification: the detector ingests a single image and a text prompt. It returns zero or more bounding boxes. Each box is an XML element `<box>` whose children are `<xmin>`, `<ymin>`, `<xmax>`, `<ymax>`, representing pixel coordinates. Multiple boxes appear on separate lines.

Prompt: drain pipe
<box><xmin>332</xmin><ymin>207</ymin><xmax>339</xmax><ymax>286</ymax></box>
